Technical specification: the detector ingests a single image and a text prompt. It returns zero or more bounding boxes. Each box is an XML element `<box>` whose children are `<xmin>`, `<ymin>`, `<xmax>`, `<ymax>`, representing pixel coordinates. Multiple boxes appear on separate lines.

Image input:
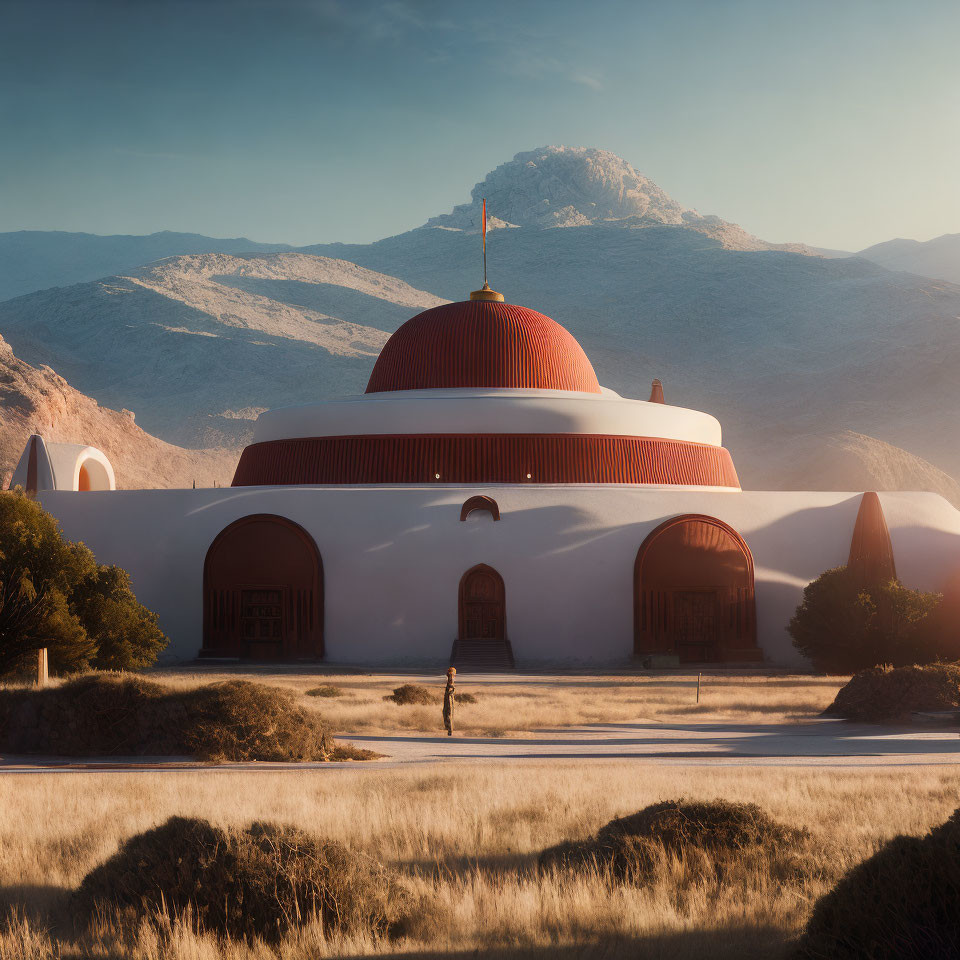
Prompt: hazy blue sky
<box><xmin>2</xmin><ymin>0</ymin><xmax>958</xmax><ymax>249</ymax></box>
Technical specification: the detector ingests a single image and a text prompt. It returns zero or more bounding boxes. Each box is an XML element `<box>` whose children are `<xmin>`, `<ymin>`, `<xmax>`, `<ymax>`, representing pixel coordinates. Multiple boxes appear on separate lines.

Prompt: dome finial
<box><xmin>469</xmin><ymin>197</ymin><xmax>505</xmax><ymax>302</ymax></box>
<box><xmin>470</xmin><ymin>282</ymin><xmax>505</xmax><ymax>302</ymax></box>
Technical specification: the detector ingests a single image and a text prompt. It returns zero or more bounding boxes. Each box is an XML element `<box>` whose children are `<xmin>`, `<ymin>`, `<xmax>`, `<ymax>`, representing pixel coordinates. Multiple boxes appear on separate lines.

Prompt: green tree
<box><xmin>72</xmin><ymin>564</ymin><xmax>167</xmax><ymax>669</ymax></box>
<box><xmin>0</xmin><ymin>490</ymin><xmax>167</xmax><ymax>674</ymax></box>
<box><xmin>909</xmin><ymin>584</ymin><xmax>960</xmax><ymax>665</ymax></box>
<box><xmin>789</xmin><ymin>566</ymin><xmax>941</xmax><ymax>672</ymax></box>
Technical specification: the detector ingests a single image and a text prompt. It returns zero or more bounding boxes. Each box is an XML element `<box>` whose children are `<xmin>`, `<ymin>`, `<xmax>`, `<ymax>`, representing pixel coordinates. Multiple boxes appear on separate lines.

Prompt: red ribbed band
<box><xmin>366</xmin><ymin>300</ymin><xmax>602</xmax><ymax>394</ymax></box>
<box><xmin>232</xmin><ymin>435</ymin><xmax>740</xmax><ymax>488</ymax></box>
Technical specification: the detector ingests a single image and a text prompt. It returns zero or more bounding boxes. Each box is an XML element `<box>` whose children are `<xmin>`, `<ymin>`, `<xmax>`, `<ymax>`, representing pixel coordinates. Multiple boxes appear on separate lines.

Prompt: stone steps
<box><xmin>449</xmin><ymin>639</ymin><xmax>516</xmax><ymax>672</ymax></box>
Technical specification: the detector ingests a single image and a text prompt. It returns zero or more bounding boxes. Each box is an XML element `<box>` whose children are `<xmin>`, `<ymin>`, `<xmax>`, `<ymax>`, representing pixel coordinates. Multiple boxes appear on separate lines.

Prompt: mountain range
<box><xmin>0</xmin><ymin>334</ymin><xmax>236</xmax><ymax>490</ymax></box>
<box><xmin>0</xmin><ymin>253</ymin><xmax>444</xmax><ymax>447</ymax></box>
<box><xmin>1</xmin><ymin>145</ymin><xmax>959</xmax><ymax>497</ymax></box>
<box><xmin>855</xmin><ymin>233</ymin><xmax>960</xmax><ymax>285</ymax></box>
<box><xmin>3</xmin><ymin>147</ymin><xmax>956</xmax><ymax>302</ymax></box>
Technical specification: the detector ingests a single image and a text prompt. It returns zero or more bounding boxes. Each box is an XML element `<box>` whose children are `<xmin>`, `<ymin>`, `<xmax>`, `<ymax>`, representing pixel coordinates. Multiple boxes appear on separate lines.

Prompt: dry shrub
<box><xmin>824</xmin><ymin>663</ymin><xmax>960</xmax><ymax>722</ymax></box>
<box><xmin>0</xmin><ymin>674</ymin><xmax>174</xmax><ymax>755</ymax></box>
<box><xmin>384</xmin><ymin>684</ymin><xmax>436</xmax><ymax>705</ymax></box>
<box><xmin>74</xmin><ymin>816</ymin><xmax>412</xmax><ymax>943</ymax></box>
<box><xmin>539</xmin><ymin>799</ymin><xmax>809</xmax><ymax>884</ymax></box>
<box><xmin>383</xmin><ymin>685</ymin><xmax>476</xmax><ymax>706</ymax></box>
<box><xmin>180</xmin><ymin>680</ymin><xmax>332</xmax><ymax>762</ymax></box>
<box><xmin>795</xmin><ymin>808</ymin><xmax>960</xmax><ymax>959</ymax></box>
<box><xmin>597</xmin><ymin>798</ymin><xmax>805</xmax><ymax>849</ymax></box>
<box><xmin>0</xmin><ymin>675</ymin><xmax>335</xmax><ymax>761</ymax></box>
<box><xmin>307</xmin><ymin>685</ymin><xmax>345</xmax><ymax>698</ymax></box>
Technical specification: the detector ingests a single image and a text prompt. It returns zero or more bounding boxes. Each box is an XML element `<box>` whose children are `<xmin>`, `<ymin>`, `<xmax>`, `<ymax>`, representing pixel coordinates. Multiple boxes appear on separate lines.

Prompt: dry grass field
<box><xmin>0</xmin><ymin>762</ymin><xmax>957</xmax><ymax>958</ymax></box>
<box><xmin>151</xmin><ymin>669</ymin><xmax>848</xmax><ymax>736</ymax></box>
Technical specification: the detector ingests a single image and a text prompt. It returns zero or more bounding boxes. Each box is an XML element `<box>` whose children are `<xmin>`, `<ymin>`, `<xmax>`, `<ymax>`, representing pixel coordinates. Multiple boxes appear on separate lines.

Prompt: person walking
<box><xmin>443</xmin><ymin>666</ymin><xmax>456</xmax><ymax>736</ymax></box>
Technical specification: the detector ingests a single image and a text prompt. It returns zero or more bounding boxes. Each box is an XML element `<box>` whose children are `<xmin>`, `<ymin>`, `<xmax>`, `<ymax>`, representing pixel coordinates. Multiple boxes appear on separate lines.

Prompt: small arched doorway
<box><xmin>634</xmin><ymin>515</ymin><xmax>757</xmax><ymax>663</ymax></box>
<box><xmin>77</xmin><ymin>458</ymin><xmax>111</xmax><ymax>491</ymax></box>
<box><xmin>459</xmin><ymin>564</ymin><xmax>506</xmax><ymax>642</ymax></box>
<box><xmin>203</xmin><ymin>515</ymin><xmax>323</xmax><ymax>660</ymax></box>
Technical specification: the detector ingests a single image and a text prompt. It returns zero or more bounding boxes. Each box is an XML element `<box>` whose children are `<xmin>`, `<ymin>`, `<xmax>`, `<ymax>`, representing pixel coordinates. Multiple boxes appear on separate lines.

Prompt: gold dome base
<box><xmin>470</xmin><ymin>283</ymin><xmax>505</xmax><ymax>302</ymax></box>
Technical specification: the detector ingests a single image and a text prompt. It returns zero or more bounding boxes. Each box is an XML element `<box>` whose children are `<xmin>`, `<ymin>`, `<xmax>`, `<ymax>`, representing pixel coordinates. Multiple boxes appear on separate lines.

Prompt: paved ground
<box><xmin>341</xmin><ymin>718</ymin><xmax>960</xmax><ymax>767</ymax></box>
<box><xmin>2</xmin><ymin>718</ymin><xmax>959</xmax><ymax>772</ymax></box>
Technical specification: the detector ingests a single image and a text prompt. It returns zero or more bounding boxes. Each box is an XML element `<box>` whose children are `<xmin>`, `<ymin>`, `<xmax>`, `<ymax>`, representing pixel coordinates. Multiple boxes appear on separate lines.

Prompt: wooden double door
<box><xmin>203</xmin><ymin>515</ymin><xmax>323</xmax><ymax>660</ymax></box>
<box><xmin>459</xmin><ymin>564</ymin><xmax>506</xmax><ymax>641</ymax></box>
<box><xmin>635</xmin><ymin>516</ymin><xmax>756</xmax><ymax>663</ymax></box>
<box><xmin>672</xmin><ymin>589</ymin><xmax>720</xmax><ymax>663</ymax></box>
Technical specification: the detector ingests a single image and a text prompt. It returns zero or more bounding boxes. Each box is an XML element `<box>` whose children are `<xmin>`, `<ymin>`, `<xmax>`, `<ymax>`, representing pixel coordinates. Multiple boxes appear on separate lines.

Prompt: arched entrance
<box><xmin>202</xmin><ymin>515</ymin><xmax>323</xmax><ymax>660</ymax></box>
<box><xmin>634</xmin><ymin>515</ymin><xmax>757</xmax><ymax>663</ymax></box>
<box><xmin>459</xmin><ymin>564</ymin><xmax>506</xmax><ymax>642</ymax></box>
<box><xmin>77</xmin><ymin>458</ymin><xmax>111</xmax><ymax>491</ymax></box>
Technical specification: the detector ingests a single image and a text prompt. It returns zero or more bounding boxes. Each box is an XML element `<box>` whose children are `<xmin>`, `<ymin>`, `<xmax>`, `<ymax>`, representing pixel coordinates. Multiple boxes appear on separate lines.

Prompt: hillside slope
<box><xmin>0</xmin><ymin>230</ymin><xmax>291</xmax><ymax>302</ymax></box>
<box><xmin>756</xmin><ymin>430</ymin><xmax>960</xmax><ymax>507</ymax></box>
<box><xmin>0</xmin><ymin>335</ymin><xmax>236</xmax><ymax>489</ymax></box>
<box><xmin>0</xmin><ymin>253</ymin><xmax>446</xmax><ymax>445</ymax></box>
<box><xmin>857</xmin><ymin>233</ymin><xmax>960</xmax><ymax>284</ymax></box>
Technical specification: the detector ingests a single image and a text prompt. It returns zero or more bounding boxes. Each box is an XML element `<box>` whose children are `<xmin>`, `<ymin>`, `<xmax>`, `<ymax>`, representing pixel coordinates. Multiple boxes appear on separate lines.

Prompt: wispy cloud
<box><xmin>349</xmin><ymin>1</ymin><xmax>461</xmax><ymax>43</ymax></box>
<box><xmin>571</xmin><ymin>72</ymin><xmax>603</xmax><ymax>91</ymax></box>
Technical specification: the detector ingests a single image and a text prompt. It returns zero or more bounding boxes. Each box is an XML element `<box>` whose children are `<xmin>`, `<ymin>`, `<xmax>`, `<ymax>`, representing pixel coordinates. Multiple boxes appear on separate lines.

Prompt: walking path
<box><xmin>342</xmin><ymin>718</ymin><xmax>960</xmax><ymax>767</ymax></box>
<box><xmin>2</xmin><ymin>718</ymin><xmax>959</xmax><ymax>772</ymax></box>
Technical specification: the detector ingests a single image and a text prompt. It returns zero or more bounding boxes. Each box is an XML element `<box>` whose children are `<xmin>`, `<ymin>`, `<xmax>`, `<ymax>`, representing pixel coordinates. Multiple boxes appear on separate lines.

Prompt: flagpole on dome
<box><xmin>470</xmin><ymin>197</ymin><xmax>504</xmax><ymax>302</ymax></box>
<box><xmin>483</xmin><ymin>197</ymin><xmax>487</xmax><ymax>285</ymax></box>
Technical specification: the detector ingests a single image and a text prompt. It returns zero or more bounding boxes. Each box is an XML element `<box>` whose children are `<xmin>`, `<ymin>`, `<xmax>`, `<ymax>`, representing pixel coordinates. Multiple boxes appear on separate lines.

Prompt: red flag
<box><xmin>482</xmin><ymin>198</ymin><xmax>486</xmax><ymax>256</ymax></box>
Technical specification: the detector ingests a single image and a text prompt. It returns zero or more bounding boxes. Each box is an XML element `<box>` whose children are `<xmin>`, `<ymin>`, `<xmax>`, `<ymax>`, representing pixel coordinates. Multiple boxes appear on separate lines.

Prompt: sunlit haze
<box><xmin>2</xmin><ymin>0</ymin><xmax>959</xmax><ymax>249</ymax></box>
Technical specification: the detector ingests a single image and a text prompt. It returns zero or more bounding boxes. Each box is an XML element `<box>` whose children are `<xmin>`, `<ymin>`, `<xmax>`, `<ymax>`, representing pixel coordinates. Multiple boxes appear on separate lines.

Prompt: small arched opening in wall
<box><xmin>458</xmin><ymin>564</ymin><xmax>506</xmax><ymax>641</ymax></box>
<box><xmin>634</xmin><ymin>514</ymin><xmax>758</xmax><ymax>664</ymax></box>
<box><xmin>460</xmin><ymin>495</ymin><xmax>501</xmax><ymax>522</ymax></box>
<box><xmin>202</xmin><ymin>514</ymin><xmax>323</xmax><ymax>661</ymax></box>
<box><xmin>77</xmin><ymin>457</ymin><xmax>112</xmax><ymax>491</ymax></box>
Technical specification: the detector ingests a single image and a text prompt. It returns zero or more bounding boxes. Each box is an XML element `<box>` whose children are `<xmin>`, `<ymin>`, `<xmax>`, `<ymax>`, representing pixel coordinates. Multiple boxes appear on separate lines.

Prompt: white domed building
<box><xmin>19</xmin><ymin>284</ymin><xmax>960</xmax><ymax>668</ymax></box>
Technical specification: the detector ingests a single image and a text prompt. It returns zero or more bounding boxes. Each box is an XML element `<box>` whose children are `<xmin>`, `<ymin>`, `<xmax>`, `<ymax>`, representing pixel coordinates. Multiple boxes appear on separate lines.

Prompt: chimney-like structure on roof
<box><xmin>847</xmin><ymin>492</ymin><xmax>897</xmax><ymax>586</ymax></box>
<box><xmin>649</xmin><ymin>379</ymin><xmax>665</xmax><ymax>404</ymax></box>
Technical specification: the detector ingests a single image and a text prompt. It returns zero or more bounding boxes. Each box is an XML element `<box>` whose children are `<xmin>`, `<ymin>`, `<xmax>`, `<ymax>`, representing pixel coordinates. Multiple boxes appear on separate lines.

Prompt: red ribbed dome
<box><xmin>365</xmin><ymin>300</ymin><xmax>601</xmax><ymax>394</ymax></box>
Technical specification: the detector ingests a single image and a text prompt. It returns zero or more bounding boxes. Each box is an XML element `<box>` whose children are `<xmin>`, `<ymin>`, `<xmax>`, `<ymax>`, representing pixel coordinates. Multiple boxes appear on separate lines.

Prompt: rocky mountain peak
<box><xmin>425</xmin><ymin>145</ymin><xmax>691</xmax><ymax>231</ymax></box>
<box><xmin>421</xmin><ymin>145</ymin><xmax>811</xmax><ymax>254</ymax></box>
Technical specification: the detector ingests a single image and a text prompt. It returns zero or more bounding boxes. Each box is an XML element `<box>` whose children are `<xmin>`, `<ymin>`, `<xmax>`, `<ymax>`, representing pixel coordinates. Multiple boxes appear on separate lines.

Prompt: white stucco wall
<box><xmin>34</xmin><ymin>486</ymin><xmax>960</xmax><ymax>669</ymax></box>
<box><xmin>255</xmin><ymin>389</ymin><xmax>724</xmax><ymax>446</ymax></box>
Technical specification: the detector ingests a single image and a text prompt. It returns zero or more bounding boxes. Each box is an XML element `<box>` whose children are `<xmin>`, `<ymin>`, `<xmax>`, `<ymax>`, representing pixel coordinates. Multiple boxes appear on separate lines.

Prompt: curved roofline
<box><xmin>252</xmin><ymin>391</ymin><xmax>723</xmax><ymax>447</ymax></box>
<box><xmin>365</xmin><ymin>299</ymin><xmax>602</xmax><ymax>395</ymax></box>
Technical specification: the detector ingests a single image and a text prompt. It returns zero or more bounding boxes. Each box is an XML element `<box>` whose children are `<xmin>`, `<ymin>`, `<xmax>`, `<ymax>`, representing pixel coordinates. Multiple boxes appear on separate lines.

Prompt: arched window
<box><xmin>634</xmin><ymin>515</ymin><xmax>756</xmax><ymax>663</ymax></box>
<box><xmin>458</xmin><ymin>564</ymin><xmax>506</xmax><ymax>641</ymax></box>
<box><xmin>202</xmin><ymin>515</ymin><xmax>323</xmax><ymax>660</ymax></box>
<box><xmin>460</xmin><ymin>495</ymin><xmax>501</xmax><ymax>521</ymax></box>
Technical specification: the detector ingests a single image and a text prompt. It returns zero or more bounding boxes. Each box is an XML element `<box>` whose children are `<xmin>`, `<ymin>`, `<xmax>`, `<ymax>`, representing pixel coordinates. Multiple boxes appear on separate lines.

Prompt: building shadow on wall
<box><xmin>883</xmin><ymin>522</ymin><xmax>960</xmax><ymax>591</ymax></box>
<box><xmin>387</xmin><ymin>499</ymin><xmax>629</xmax><ymax>557</ymax></box>
<box><xmin>740</xmin><ymin>496</ymin><xmax>860</xmax><ymax>580</ymax></box>
<box><xmin>400</xmin><ymin>494</ymin><xmax>863</xmax><ymax>574</ymax></box>
<box><xmin>745</xmin><ymin>495</ymin><xmax>960</xmax><ymax>589</ymax></box>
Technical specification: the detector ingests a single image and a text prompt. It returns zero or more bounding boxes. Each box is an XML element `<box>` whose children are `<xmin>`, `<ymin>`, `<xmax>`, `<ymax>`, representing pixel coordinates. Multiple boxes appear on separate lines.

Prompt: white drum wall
<box><xmin>36</xmin><ymin>487</ymin><xmax>960</xmax><ymax>668</ymax></box>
